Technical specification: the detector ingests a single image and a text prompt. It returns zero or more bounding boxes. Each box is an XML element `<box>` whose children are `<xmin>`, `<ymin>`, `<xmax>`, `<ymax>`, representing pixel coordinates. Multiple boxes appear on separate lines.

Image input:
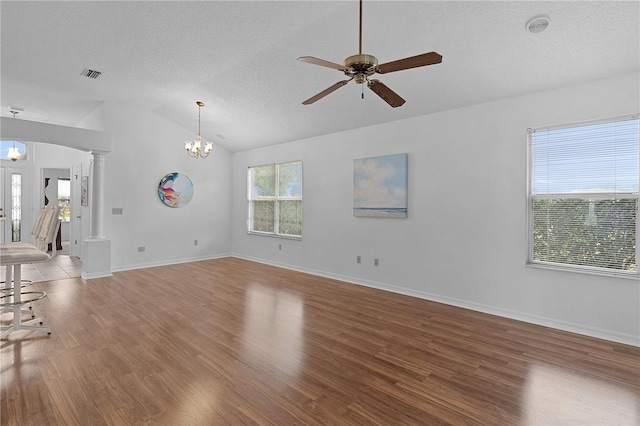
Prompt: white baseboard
<box><xmin>81</xmin><ymin>271</ymin><xmax>113</xmax><ymax>280</ymax></box>
<box><xmin>110</xmin><ymin>253</ymin><xmax>231</xmax><ymax>273</ymax></box>
<box><xmin>231</xmin><ymin>253</ymin><xmax>640</xmax><ymax>347</ymax></box>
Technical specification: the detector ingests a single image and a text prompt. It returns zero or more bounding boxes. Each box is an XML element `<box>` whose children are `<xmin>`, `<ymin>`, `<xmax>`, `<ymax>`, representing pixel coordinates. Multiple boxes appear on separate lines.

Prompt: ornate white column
<box><xmin>83</xmin><ymin>150</ymin><xmax>112</xmax><ymax>279</ymax></box>
<box><xmin>89</xmin><ymin>151</ymin><xmax>106</xmax><ymax>239</ymax></box>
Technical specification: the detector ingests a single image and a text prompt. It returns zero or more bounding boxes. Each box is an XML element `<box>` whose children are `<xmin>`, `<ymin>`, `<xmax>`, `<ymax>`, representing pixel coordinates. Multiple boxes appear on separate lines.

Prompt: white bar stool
<box><xmin>1</xmin><ymin>247</ymin><xmax>52</xmax><ymax>338</ymax></box>
<box><xmin>0</xmin><ymin>205</ymin><xmax>60</xmax><ymax>339</ymax></box>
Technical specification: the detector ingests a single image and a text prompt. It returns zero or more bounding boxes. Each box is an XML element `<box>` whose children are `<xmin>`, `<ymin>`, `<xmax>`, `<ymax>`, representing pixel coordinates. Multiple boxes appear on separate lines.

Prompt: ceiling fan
<box><xmin>298</xmin><ymin>0</ymin><xmax>442</xmax><ymax>108</ymax></box>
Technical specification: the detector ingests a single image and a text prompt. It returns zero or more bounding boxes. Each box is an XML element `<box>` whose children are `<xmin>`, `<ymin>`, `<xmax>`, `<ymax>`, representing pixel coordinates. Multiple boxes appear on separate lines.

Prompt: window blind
<box><xmin>528</xmin><ymin>115</ymin><xmax>639</xmax><ymax>275</ymax></box>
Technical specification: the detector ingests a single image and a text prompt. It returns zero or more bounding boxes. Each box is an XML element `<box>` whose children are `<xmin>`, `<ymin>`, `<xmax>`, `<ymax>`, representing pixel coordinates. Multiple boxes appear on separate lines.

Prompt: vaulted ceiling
<box><xmin>1</xmin><ymin>1</ymin><xmax>638</xmax><ymax>152</ymax></box>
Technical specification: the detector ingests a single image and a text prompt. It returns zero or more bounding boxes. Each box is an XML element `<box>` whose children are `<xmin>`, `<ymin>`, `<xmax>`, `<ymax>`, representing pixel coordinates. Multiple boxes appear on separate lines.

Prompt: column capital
<box><xmin>89</xmin><ymin>150</ymin><xmax>109</xmax><ymax>158</ymax></box>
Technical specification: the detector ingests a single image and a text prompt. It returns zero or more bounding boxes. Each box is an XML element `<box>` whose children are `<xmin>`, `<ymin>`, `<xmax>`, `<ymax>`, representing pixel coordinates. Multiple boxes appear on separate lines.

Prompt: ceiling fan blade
<box><xmin>367</xmin><ymin>80</ymin><xmax>405</xmax><ymax>108</ymax></box>
<box><xmin>298</xmin><ymin>56</ymin><xmax>350</xmax><ymax>71</ymax></box>
<box><xmin>302</xmin><ymin>80</ymin><xmax>351</xmax><ymax>105</ymax></box>
<box><xmin>376</xmin><ymin>52</ymin><xmax>442</xmax><ymax>74</ymax></box>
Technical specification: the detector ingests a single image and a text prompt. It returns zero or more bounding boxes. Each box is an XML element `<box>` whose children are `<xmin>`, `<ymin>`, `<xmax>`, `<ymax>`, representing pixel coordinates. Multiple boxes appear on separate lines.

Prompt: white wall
<box><xmin>231</xmin><ymin>72</ymin><xmax>640</xmax><ymax>346</ymax></box>
<box><xmin>103</xmin><ymin>103</ymin><xmax>233</xmax><ymax>271</ymax></box>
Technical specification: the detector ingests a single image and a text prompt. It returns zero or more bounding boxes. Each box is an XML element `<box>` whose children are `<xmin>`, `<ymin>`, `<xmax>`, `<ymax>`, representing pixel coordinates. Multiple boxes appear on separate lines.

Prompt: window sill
<box><xmin>247</xmin><ymin>231</ymin><xmax>302</xmax><ymax>241</ymax></box>
<box><xmin>526</xmin><ymin>261</ymin><xmax>639</xmax><ymax>280</ymax></box>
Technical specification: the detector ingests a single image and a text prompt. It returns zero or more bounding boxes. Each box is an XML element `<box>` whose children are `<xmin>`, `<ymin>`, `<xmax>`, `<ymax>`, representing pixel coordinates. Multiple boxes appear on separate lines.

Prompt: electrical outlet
<box><xmin>278</xmin><ymin>244</ymin><xmax>282</xmax><ymax>251</ymax></box>
<box><xmin>112</xmin><ymin>207</ymin><xmax>124</xmax><ymax>215</ymax></box>
<box><xmin>194</xmin><ymin>239</ymin><xmax>198</xmax><ymax>246</ymax></box>
<box><xmin>374</xmin><ymin>258</ymin><xmax>379</xmax><ymax>267</ymax></box>
<box><xmin>138</xmin><ymin>246</ymin><xmax>145</xmax><ymax>252</ymax></box>
<box><xmin>356</xmin><ymin>255</ymin><xmax>361</xmax><ymax>264</ymax></box>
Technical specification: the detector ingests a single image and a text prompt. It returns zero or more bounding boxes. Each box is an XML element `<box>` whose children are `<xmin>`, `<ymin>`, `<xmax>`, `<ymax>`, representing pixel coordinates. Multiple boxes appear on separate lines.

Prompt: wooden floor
<box><xmin>1</xmin><ymin>258</ymin><xmax>638</xmax><ymax>425</ymax></box>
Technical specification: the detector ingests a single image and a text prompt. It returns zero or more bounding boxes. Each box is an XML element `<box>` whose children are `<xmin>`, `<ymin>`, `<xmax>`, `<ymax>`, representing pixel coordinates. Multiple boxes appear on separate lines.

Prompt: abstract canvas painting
<box><xmin>81</xmin><ymin>176</ymin><xmax>88</xmax><ymax>207</ymax></box>
<box><xmin>158</xmin><ymin>172</ymin><xmax>194</xmax><ymax>208</ymax></box>
<box><xmin>353</xmin><ymin>153</ymin><xmax>408</xmax><ymax>218</ymax></box>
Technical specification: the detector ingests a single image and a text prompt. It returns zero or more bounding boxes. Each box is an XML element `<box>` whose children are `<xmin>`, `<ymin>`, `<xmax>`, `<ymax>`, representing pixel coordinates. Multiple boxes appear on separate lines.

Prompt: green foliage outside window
<box><xmin>248</xmin><ymin>161</ymin><xmax>302</xmax><ymax>238</ymax></box>
<box><xmin>252</xmin><ymin>200</ymin><xmax>275</xmax><ymax>233</ymax></box>
<box><xmin>59</xmin><ymin>199</ymin><xmax>71</xmax><ymax>222</ymax></box>
<box><xmin>279</xmin><ymin>200</ymin><xmax>302</xmax><ymax>236</ymax></box>
<box><xmin>532</xmin><ymin>198</ymin><xmax>636</xmax><ymax>271</ymax></box>
<box><xmin>251</xmin><ymin>167</ymin><xmax>275</xmax><ymax>198</ymax></box>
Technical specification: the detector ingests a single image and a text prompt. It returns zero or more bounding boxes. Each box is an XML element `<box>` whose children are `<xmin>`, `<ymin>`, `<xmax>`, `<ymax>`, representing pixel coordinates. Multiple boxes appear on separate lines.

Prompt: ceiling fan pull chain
<box><xmin>362</xmin><ymin>83</ymin><xmax>365</xmax><ymax>99</ymax></box>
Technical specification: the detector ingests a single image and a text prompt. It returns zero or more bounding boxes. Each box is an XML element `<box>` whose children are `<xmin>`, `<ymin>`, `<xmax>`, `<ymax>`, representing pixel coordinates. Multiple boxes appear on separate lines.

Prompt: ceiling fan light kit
<box><xmin>298</xmin><ymin>0</ymin><xmax>442</xmax><ymax>108</ymax></box>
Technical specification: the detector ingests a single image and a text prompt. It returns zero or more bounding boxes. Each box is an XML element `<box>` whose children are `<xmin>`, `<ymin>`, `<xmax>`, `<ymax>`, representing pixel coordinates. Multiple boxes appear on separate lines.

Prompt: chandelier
<box><xmin>184</xmin><ymin>101</ymin><xmax>213</xmax><ymax>159</ymax></box>
<box><xmin>7</xmin><ymin>109</ymin><xmax>21</xmax><ymax>162</ymax></box>
<box><xmin>7</xmin><ymin>142</ymin><xmax>21</xmax><ymax>162</ymax></box>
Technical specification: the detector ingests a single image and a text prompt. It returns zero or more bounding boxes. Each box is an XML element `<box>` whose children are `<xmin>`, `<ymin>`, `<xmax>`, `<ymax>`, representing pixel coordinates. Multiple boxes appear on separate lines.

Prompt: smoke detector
<box><xmin>527</xmin><ymin>16</ymin><xmax>550</xmax><ymax>34</ymax></box>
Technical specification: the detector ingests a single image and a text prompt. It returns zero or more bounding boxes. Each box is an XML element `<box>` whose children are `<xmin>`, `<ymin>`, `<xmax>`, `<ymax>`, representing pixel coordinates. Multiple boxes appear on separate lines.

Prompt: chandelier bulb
<box><xmin>7</xmin><ymin>147</ymin><xmax>21</xmax><ymax>162</ymax></box>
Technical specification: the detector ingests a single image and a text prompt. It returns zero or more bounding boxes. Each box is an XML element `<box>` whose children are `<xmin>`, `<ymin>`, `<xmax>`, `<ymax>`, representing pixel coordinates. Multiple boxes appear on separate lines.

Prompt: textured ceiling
<box><xmin>1</xmin><ymin>1</ymin><xmax>638</xmax><ymax>152</ymax></box>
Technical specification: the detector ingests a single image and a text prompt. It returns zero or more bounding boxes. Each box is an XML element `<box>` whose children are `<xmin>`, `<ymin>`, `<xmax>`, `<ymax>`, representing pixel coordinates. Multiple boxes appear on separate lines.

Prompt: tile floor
<box><xmin>1</xmin><ymin>242</ymin><xmax>82</xmax><ymax>282</ymax></box>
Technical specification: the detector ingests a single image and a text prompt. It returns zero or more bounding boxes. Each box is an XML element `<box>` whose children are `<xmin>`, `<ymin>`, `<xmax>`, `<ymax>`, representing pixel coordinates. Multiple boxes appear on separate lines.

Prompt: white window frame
<box><xmin>526</xmin><ymin>114</ymin><xmax>639</xmax><ymax>278</ymax></box>
<box><xmin>247</xmin><ymin>161</ymin><xmax>302</xmax><ymax>240</ymax></box>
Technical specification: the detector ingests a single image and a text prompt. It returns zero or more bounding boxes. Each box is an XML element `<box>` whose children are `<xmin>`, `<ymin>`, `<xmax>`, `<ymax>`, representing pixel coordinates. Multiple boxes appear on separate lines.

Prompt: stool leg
<box><xmin>0</xmin><ymin>274</ymin><xmax>36</xmax><ymax>318</ymax></box>
<box><xmin>12</xmin><ymin>265</ymin><xmax>22</xmax><ymax>330</ymax></box>
<box><xmin>3</xmin><ymin>266</ymin><xmax>10</xmax><ymax>291</ymax></box>
<box><xmin>0</xmin><ymin>264</ymin><xmax>16</xmax><ymax>338</ymax></box>
<box><xmin>0</xmin><ymin>264</ymin><xmax>51</xmax><ymax>339</ymax></box>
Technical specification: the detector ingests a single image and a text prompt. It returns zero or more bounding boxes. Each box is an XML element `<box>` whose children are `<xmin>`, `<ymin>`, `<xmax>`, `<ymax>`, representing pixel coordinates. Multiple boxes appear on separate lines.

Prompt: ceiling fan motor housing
<box><xmin>344</xmin><ymin>54</ymin><xmax>378</xmax><ymax>83</ymax></box>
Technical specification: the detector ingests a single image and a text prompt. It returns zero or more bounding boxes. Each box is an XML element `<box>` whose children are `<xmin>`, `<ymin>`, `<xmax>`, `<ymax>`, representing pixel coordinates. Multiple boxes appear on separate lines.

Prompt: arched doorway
<box><xmin>1</xmin><ymin>116</ymin><xmax>112</xmax><ymax>279</ymax></box>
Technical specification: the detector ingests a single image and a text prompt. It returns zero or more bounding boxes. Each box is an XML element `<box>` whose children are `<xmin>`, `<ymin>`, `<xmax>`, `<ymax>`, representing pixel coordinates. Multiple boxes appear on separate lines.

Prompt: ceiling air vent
<box><xmin>81</xmin><ymin>68</ymin><xmax>102</xmax><ymax>79</ymax></box>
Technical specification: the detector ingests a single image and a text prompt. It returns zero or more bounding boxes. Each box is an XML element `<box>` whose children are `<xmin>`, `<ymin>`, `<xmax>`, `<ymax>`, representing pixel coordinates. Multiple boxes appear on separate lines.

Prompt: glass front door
<box><xmin>1</xmin><ymin>166</ymin><xmax>28</xmax><ymax>244</ymax></box>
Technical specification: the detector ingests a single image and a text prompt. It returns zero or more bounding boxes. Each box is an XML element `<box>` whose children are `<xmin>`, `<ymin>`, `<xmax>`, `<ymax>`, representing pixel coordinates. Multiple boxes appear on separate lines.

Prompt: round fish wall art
<box><xmin>157</xmin><ymin>172</ymin><xmax>194</xmax><ymax>208</ymax></box>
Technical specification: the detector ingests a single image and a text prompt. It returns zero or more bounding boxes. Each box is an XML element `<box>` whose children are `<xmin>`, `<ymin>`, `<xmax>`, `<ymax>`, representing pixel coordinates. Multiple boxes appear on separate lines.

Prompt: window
<box><xmin>11</xmin><ymin>173</ymin><xmax>22</xmax><ymax>242</ymax></box>
<box><xmin>58</xmin><ymin>178</ymin><xmax>71</xmax><ymax>222</ymax></box>
<box><xmin>1</xmin><ymin>141</ymin><xmax>27</xmax><ymax>161</ymax></box>
<box><xmin>527</xmin><ymin>115</ymin><xmax>639</xmax><ymax>276</ymax></box>
<box><xmin>248</xmin><ymin>161</ymin><xmax>302</xmax><ymax>238</ymax></box>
